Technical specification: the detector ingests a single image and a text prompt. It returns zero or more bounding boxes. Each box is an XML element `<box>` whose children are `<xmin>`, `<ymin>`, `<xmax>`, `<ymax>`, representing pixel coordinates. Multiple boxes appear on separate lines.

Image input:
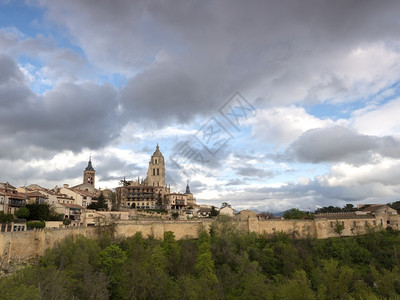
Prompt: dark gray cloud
<box><xmin>33</xmin><ymin>0</ymin><xmax>400</xmax><ymax>126</ymax></box>
<box><xmin>235</xmin><ymin>166</ymin><xmax>274</xmax><ymax>178</ymax></box>
<box><xmin>273</xmin><ymin>126</ymin><xmax>400</xmax><ymax>164</ymax></box>
<box><xmin>0</xmin><ymin>54</ymin><xmax>121</xmax><ymax>159</ymax></box>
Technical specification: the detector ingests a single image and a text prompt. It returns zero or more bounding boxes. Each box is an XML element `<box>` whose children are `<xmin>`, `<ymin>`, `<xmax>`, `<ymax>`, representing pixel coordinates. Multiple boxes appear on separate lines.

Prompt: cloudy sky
<box><xmin>1</xmin><ymin>0</ymin><xmax>400</xmax><ymax>212</ymax></box>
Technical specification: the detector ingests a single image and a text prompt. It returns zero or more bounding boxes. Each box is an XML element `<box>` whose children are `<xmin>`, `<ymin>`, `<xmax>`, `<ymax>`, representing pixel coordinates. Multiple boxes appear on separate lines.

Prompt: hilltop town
<box><xmin>0</xmin><ymin>145</ymin><xmax>399</xmax><ymax>239</ymax></box>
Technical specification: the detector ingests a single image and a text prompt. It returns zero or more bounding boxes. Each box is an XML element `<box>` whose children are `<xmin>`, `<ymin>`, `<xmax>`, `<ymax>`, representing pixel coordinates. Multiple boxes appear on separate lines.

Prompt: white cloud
<box><xmin>351</xmin><ymin>97</ymin><xmax>400</xmax><ymax>137</ymax></box>
<box><xmin>250</xmin><ymin>106</ymin><xmax>334</xmax><ymax>147</ymax></box>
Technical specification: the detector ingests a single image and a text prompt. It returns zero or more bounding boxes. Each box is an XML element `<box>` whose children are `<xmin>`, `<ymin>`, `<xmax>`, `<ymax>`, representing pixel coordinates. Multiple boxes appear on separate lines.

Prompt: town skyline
<box><xmin>1</xmin><ymin>1</ymin><xmax>400</xmax><ymax>212</ymax></box>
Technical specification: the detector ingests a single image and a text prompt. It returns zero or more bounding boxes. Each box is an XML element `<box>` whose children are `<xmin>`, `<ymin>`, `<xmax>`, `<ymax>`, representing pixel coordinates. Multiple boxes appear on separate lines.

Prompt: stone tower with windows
<box><xmin>146</xmin><ymin>144</ymin><xmax>165</xmax><ymax>187</ymax></box>
<box><xmin>83</xmin><ymin>157</ymin><xmax>95</xmax><ymax>187</ymax></box>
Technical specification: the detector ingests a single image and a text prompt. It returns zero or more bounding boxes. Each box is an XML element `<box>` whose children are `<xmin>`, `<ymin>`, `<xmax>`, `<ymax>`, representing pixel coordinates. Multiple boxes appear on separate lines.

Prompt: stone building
<box><xmin>234</xmin><ymin>209</ymin><xmax>258</xmax><ymax>221</ymax></box>
<box><xmin>0</xmin><ymin>182</ymin><xmax>26</xmax><ymax>214</ymax></box>
<box><xmin>116</xmin><ymin>145</ymin><xmax>196</xmax><ymax>210</ymax></box>
<box><xmin>166</xmin><ymin>193</ymin><xmax>187</xmax><ymax>209</ymax></box>
<box><xmin>314</xmin><ymin>204</ymin><xmax>400</xmax><ymax>238</ymax></box>
<box><xmin>116</xmin><ymin>145</ymin><xmax>171</xmax><ymax>209</ymax></box>
<box><xmin>60</xmin><ymin>185</ymin><xmax>97</xmax><ymax>207</ymax></box>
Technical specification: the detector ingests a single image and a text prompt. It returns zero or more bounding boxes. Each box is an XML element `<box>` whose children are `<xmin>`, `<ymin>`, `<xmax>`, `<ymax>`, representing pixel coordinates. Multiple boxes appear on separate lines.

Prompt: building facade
<box><xmin>115</xmin><ymin>145</ymin><xmax>197</xmax><ymax>210</ymax></box>
<box><xmin>116</xmin><ymin>145</ymin><xmax>171</xmax><ymax>209</ymax></box>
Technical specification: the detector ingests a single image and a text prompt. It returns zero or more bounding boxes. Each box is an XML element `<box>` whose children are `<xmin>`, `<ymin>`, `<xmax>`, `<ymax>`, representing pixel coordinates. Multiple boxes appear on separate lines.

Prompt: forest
<box><xmin>0</xmin><ymin>217</ymin><xmax>399</xmax><ymax>300</ymax></box>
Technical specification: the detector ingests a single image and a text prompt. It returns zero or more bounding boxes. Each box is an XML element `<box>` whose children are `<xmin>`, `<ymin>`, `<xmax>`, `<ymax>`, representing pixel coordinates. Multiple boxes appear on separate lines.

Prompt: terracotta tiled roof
<box><xmin>361</xmin><ymin>204</ymin><xmax>387</xmax><ymax>212</ymax></box>
<box><xmin>27</xmin><ymin>191</ymin><xmax>48</xmax><ymax>198</ymax></box>
<box><xmin>64</xmin><ymin>187</ymin><xmax>97</xmax><ymax>197</ymax></box>
<box><xmin>59</xmin><ymin>203</ymin><xmax>85</xmax><ymax>210</ymax></box>
<box><xmin>0</xmin><ymin>188</ymin><xmax>26</xmax><ymax>199</ymax></box>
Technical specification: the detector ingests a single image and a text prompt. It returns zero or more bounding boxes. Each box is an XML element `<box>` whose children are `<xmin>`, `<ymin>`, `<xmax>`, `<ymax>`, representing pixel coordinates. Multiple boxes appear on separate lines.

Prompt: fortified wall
<box><xmin>1</xmin><ymin>216</ymin><xmax>399</xmax><ymax>265</ymax></box>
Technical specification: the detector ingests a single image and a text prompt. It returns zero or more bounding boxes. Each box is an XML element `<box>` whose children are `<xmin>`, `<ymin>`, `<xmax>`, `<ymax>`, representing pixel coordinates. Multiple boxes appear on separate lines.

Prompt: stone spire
<box><xmin>185</xmin><ymin>180</ymin><xmax>191</xmax><ymax>194</ymax></box>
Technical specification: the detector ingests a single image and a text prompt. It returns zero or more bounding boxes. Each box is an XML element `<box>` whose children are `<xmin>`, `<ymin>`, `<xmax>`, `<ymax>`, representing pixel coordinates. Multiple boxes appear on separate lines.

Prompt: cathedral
<box><xmin>116</xmin><ymin>145</ymin><xmax>196</xmax><ymax>209</ymax></box>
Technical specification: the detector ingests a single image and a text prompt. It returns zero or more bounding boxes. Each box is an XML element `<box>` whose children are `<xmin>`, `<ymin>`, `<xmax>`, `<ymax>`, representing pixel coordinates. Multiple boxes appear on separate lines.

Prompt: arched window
<box><xmin>155</xmin><ymin>159</ymin><xmax>157</xmax><ymax>164</ymax></box>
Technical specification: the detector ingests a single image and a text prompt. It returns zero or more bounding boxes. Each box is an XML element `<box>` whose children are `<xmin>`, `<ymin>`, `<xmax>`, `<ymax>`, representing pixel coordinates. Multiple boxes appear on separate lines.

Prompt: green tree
<box><xmin>278</xmin><ymin>269</ymin><xmax>315</xmax><ymax>300</ymax></box>
<box><xmin>88</xmin><ymin>192</ymin><xmax>108</xmax><ymax>211</ymax></box>
<box><xmin>0</xmin><ymin>272</ymin><xmax>40</xmax><ymax>300</ymax></box>
<box><xmin>194</xmin><ymin>231</ymin><xmax>219</xmax><ymax>298</ymax></box>
<box><xmin>161</xmin><ymin>231</ymin><xmax>181</xmax><ymax>276</ymax></box>
<box><xmin>316</xmin><ymin>259</ymin><xmax>356</xmax><ymax>300</ymax></box>
<box><xmin>25</xmin><ymin>204</ymin><xmax>51</xmax><ymax>221</ymax></box>
<box><xmin>334</xmin><ymin>221</ymin><xmax>345</xmax><ymax>235</ymax></box>
<box><xmin>370</xmin><ymin>266</ymin><xmax>399</xmax><ymax>299</ymax></box>
<box><xmin>210</xmin><ymin>206</ymin><xmax>218</xmax><ymax>217</ymax></box>
<box><xmin>283</xmin><ymin>208</ymin><xmax>306</xmax><ymax>219</ymax></box>
<box><xmin>99</xmin><ymin>244</ymin><xmax>127</xmax><ymax>299</ymax></box>
<box><xmin>15</xmin><ymin>206</ymin><xmax>29</xmax><ymax>219</ymax></box>
<box><xmin>62</xmin><ymin>218</ymin><xmax>71</xmax><ymax>226</ymax></box>
<box><xmin>0</xmin><ymin>211</ymin><xmax>14</xmax><ymax>223</ymax></box>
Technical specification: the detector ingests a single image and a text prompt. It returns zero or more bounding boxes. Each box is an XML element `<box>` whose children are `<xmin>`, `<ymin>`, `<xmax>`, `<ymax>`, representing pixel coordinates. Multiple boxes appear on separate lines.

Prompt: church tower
<box><xmin>83</xmin><ymin>157</ymin><xmax>95</xmax><ymax>187</ymax></box>
<box><xmin>146</xmin><ymin>144</ymin><xmax>165</xmax><ymax>187</ymax></box>
<box><xmin>185</xmin><ymin>180</ymin><xmax>191</xmax><ymax>194</ymax></box>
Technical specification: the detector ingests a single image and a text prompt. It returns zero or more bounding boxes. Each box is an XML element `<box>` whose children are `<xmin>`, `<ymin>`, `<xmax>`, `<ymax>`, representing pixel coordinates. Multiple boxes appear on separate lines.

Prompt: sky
<box><xmin>1</xmin><ymin>0</ymin><xmax>400</xmax><ymax>212</ymax></box>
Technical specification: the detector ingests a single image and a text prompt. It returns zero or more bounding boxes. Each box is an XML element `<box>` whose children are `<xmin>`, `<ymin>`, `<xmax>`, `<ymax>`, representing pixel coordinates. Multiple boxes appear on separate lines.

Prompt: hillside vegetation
<box><xmin>0</xmin><ymin>217</ymin><xmax>399</xmax><ymax>299</ymax></box>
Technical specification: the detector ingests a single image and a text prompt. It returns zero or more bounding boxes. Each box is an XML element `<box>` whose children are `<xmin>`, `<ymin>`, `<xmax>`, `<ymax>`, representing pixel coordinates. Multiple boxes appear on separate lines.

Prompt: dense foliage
<box><xmin>1</xmin><ymin>217</ymin><xmax>399</xmax><ymax>299</ymax></box>
<box><xmin>25</xmin><ymin>204</ymin><xmax>63</xmax><ymax>221</ymax></box>
<box><xmin>315</xmin><ymin>204</ymin><xmax>358</xmax><ymax>214</ymax></box>
<box><xmin>0</xmin><ymin>212</ymin><xmax>14</xmax><ymax>223</ymax></box>
<box><xmin>15</xmin><ymin>207</ymin><xmax>30</xmax><ymax>219</ymax></box>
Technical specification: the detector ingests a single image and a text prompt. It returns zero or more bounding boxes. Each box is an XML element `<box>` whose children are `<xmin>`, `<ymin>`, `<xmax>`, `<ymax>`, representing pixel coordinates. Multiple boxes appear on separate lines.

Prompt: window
<box><xmin>330</xmin><ymin>222</ymin><xmax>333</xmax><ymax>228</ymax></box>
<box><xmin>157</xmin><ymin>168</ymin><xmax>159</xmax><ymax>175</ymax></box>
<box><xmin>155</xmin><ymin>159</ymin><xmax>157</xmax><ymax>164</ymax></box>
<box><xmin>153</xmin><ymin>169</ymin><xmax>155</xmax><ymax>176</ymax></box>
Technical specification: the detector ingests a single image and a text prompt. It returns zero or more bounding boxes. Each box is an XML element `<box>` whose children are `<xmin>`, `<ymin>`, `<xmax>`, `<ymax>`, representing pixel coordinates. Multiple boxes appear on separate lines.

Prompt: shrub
<box><xmin>26</xmin><ymin>221</ymin><xmax>45</xmax><ymax>229</ymax></box>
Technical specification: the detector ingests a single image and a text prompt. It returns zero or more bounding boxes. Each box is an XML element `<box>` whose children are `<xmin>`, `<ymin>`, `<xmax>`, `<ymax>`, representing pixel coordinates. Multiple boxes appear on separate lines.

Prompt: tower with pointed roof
<box><xmin>145</xmin><ymin>144</ymin><xmax>165</xmax><ymax>187</ymax></box>
<box><xmin>83</xmin><ymin>156</ymin><xmax>95</xmax><ymax>187</ymax></box>
<box><xmin>185</xmin><ymin>180</ymin><xmax>191</xmax><ymax>194</ymax></box>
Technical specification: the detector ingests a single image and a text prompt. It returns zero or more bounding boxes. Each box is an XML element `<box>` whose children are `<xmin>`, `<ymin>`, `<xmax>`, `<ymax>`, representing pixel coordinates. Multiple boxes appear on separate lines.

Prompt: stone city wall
<box><xmin>0</xmin><ymin>217</ymin><xmax>398</xmax><ymax>265</ymax></box>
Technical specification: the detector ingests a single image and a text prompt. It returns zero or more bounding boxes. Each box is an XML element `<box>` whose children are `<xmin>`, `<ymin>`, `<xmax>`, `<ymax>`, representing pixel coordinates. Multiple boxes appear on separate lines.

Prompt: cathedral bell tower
<box><xmin>83</xmin><ymin>156</ymin><xmax>95</xmax><ymax>187</ymax></box>
<box><xmin>146</xmin><ymin>144</ymin><xmax>165</xmax><ymax>187</ymax></box>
